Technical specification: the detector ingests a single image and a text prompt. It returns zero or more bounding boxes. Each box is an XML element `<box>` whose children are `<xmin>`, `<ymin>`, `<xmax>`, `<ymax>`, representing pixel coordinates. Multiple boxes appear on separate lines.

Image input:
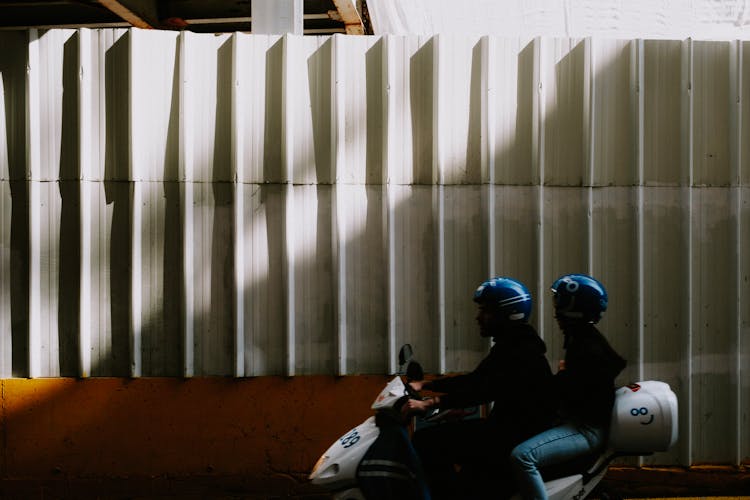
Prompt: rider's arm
<box><xmin>419</xmin><ymin>351</ymin><xmax>501</xmax><ymax>409</ymax></box>
<box><xmin>405</xmin><ymin>394</ymin><xmax>441</xmax><ymax>413</ymax></box>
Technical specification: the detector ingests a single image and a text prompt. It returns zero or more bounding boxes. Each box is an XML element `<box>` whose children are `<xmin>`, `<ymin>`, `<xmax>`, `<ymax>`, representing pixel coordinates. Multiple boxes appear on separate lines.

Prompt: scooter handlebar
<box><xmin>404</xmin><ymin>380</ymin><xmax>421</xmax><ymax>400</ymax></box>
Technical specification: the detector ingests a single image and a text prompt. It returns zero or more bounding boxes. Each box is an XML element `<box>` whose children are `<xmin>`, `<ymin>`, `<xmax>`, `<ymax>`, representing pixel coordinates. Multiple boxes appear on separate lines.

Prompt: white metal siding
<box><xmin>0</xmin><ymin>29</ymin><xmax>748</xmax><ymax>465</ymax></box>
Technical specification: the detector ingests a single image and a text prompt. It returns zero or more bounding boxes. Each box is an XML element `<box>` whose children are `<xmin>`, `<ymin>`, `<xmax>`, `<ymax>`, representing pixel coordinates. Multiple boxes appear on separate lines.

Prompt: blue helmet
<box><xmin>550</xmin><ymin>274</ymin><xmax>607</xmax><ymax>324</ymax></box>
<box><xmin>473</xmin><ymin>277</ymin><xmax>532</xmax><ymax>322</ymax></box>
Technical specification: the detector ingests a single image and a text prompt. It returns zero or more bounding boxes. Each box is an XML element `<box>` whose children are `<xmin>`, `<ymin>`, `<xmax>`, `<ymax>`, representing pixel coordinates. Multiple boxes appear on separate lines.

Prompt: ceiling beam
<box><xmin>97</xmin><ymin>0</ymin><xmax>159</xmax><ymax>29</ymax></box>
<box><xmin>331</xmin><ymin>0</ymin><xmax>364</xmax><ymax>35</ymax></box>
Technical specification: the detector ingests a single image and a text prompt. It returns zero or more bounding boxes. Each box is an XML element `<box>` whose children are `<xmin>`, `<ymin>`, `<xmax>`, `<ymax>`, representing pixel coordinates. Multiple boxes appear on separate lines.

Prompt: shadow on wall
<box><xmin>0</xmin><ymin>29</ymin><xmax>743</xmax><ymax>479</ymax></box>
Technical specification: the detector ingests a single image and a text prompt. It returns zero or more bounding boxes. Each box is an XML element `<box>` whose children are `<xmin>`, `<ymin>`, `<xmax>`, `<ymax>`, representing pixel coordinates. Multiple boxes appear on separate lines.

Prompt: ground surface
<box><xmin>0</xmin><ymin>467</ymin><xmax>747</xmax><ymax>499</ymax></box>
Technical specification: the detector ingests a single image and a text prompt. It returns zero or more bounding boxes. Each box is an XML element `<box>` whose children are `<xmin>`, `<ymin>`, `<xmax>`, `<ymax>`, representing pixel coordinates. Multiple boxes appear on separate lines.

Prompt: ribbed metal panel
<box><xmin>0</xmin><ymin>29</ymin><xmax>748</xmax><ymax>466</ymax></box>
<box><xmin>739</xmin><ymin>40</ymin><xmax>750</xmax><ymax>464</ymax></box>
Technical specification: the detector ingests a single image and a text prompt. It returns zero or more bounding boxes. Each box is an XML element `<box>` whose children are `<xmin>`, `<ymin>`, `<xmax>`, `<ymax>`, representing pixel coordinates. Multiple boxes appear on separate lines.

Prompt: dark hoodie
<box><xmin>423</xmin><ymin>323</ymin><xmax>556</xmax><ymax>444</ymax></box>
<box><xmin>555</xmin><ymin>323</ymin><xmax>627</xmax><ymax>428</ymax></box>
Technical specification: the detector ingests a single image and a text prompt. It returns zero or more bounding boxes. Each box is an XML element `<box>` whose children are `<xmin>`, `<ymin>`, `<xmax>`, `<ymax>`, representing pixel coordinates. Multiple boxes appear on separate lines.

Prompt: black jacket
<box><xmin>423</xmin><ymin>323</ymin><xmax>556</xmax><ymax>444</ymax></box>
<box><xmin>555</xmin><ymin>323</ymin><xmax>627</xmax><ymax>428</ymax></box>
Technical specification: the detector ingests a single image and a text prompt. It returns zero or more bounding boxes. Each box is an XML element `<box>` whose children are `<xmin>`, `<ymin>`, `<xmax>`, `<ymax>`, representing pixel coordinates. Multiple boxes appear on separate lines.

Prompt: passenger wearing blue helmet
<box><xmin>510</xmin><ymin>274</ymin><xmax>627</xmax><ymax>500</ymax></box>
<box><xmin>406</xmin><ymin>277</ymin><xmax>556</xmax><ymax>500</ymax></box>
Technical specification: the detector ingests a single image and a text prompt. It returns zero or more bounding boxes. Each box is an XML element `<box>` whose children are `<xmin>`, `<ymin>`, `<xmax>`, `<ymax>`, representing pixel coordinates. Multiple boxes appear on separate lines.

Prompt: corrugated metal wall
<box><xmin>0</xmin><ymin>29</ymin><xmax>748</xmax><ymax>466</ymax></box>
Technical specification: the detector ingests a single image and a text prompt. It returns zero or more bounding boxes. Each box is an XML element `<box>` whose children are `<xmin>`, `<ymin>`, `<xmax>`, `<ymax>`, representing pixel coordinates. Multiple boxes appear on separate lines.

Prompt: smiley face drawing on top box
<box><xmin>608</xmin><ymin>381</ymin><xmax>678</xmax><ymax>454</ymax></box>
<box><xmin>630</xmin><ymin>405</ymin><xmax>654</xmax><ymax>425</ymax></box>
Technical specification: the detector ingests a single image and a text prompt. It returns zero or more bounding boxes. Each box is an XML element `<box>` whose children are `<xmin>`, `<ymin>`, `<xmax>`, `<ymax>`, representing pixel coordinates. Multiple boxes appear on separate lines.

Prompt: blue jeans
<box><xmin>509</xmin><ymin>422</ymin><xmax>605</xmax><ymax>500</ymax></box>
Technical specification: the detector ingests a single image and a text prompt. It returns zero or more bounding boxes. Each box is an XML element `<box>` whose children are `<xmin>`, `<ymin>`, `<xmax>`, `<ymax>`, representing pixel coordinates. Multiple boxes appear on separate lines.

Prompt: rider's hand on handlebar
<box><xmin>406</xmin><ymin>396</ymin><xmax>439</xmax><ymax>413</ymax></box>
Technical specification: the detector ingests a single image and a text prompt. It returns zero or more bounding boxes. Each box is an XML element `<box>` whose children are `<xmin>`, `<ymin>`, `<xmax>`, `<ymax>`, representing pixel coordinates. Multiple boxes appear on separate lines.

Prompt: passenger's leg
<box><xmin>509</xmin><ymin>423</ymin><xmax>604</xmax><ymax>500</ymax></box>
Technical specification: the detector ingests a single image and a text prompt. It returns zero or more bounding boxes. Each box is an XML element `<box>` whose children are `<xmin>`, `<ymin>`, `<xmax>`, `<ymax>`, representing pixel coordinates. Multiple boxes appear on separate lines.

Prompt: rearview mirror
<box><xmin>398</xmin><ymin>344</ymin><xmax>413</xmax><ymax>366</ymax></box>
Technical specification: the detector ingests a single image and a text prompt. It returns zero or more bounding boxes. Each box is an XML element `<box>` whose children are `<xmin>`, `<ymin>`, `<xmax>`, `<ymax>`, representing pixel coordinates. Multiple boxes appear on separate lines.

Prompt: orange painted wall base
<box><xmin>0</xmin><ymin>377</ymin><xmax>747</xmax><ymax>498</ymax></box>
<box><xmin>0</xmin><ymin>376</ymin><xmax>389</xmax><ymax>496</ymax></box>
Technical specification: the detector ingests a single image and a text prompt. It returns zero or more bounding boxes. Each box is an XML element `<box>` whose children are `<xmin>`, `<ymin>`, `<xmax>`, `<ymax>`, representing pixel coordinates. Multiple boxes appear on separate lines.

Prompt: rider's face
<box><xmin>554</xmin><ymin>311</ymin><xmax>576</xmax><ymax>330</ymax></box>
<box><xmin>476</xmin><ymin>305</ymin><xmax>497</xmax><ymax>337</ymax></box>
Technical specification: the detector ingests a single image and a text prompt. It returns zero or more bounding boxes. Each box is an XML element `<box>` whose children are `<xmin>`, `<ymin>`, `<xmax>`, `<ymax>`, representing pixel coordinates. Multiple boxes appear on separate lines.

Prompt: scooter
<box><xmin>310</xmin><ymin>346</ymin><xmax>679</xmax><ymax>500</ymax></box>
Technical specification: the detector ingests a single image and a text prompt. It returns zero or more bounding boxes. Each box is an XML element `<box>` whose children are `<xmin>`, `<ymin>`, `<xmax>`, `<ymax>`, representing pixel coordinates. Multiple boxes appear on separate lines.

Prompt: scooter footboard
<box><xmin>507</xmin><ymin>452</ymin><xmax>615</xmax><ymax>500</ymax></box>
<box><xmin>538</xmin><ymin>453</ymin><xmax>600</xmax><ymax>483</ymax></box>
<box><xmin>544</xmin><ymin>452</ymin><xmax>614</xmax><ymax>500</ymax></box>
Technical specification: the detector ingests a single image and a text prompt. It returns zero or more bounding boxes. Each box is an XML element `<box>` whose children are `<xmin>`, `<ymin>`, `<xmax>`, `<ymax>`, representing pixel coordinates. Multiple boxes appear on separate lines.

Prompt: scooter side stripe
<box><xmin>359</xmin><ymin>459</ymin><xmax>417</xmax><ymax>481</ymax></box>
<box><xmin>358</xmin><ymin>471</ymin><xmax>416</xmax><ymax>481</ymax></box>
<box><xmin>360</xmin><ymin>459</ymin><xmax>412</xmax><ymax>471</ymax></box>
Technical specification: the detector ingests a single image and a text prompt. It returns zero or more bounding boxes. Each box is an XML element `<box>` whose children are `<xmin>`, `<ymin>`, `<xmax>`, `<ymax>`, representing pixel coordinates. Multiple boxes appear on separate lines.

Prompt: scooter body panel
<box><xmin>545</xmin><ymin>474</ymin><xmax>585</xmax><ymax>500</ymax></box>
<box><xmin>311</xmin><ymin>376</ymin><xmax>410</xmax><ymax>490</ymax></box>
<box><xmin>508</xmin><ymin>472</ymin><xmax>600</xmax><ymax>500</ymax></box>
<box><xmin>309</xmin><ymin>416</ymin><xmax>380</xmax><ymax>491</ymax></box>
<box><xmin>546</xmin><ymin>461</ymin><xmax>609</xmax><ymax>500</ymax></box>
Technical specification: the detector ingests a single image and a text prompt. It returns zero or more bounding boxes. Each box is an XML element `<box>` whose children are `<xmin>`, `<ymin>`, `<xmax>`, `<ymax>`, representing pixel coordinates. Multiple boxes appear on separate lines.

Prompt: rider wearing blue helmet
<box><xmin>550</xmin><ymin>273</ymin><xmax>608</xmax><ymax>324</ymax></box>
<box><xmin>407</xmin><ymin>277</ymin><xmax>555</xmax><ymax>500</ymax></box>
<box><xmin>473</xmin><ymin>277</ymin><xmax>533</xmax><ymax>332</ymax></box>
<box><xmin>510</xmin><ymin>274</ymin><xmax>626</xmax><ymax>500</ymax></box>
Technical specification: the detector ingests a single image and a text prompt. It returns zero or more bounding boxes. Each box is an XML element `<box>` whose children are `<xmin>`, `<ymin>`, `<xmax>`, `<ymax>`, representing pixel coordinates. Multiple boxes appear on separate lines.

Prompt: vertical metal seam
<box><xmin>433</xmin><ymin>34</ymin><xmax>446</xmax><ymax>374</ymax></box>
<box><xmin>584</xmin><ymin>38</ymin><xmax>594</xmax><ymax>274</ymax></box>
<box><xmin>78</xmin><ymin>28</ymin><xmax>92</xmax><ymax>378</ymax></box>
<box><xmin>481</xmin><ymin>36</ymin><xmax>496</xmax><ymax>278</ymax></box>
<box><xmin>739</xmin><ymin>39</ymin><xmax>745</xmax><ymax>468</ymax></box>
<box><xmin>128</xmin><ymin>28</ymin><xmax>142</xmax><ymax>377</ymax></box>
<box><xmin>179</xmin><ymin>31</ymin><xmax>195</xmax><ymax>378</ymax></box>
<box><xmin>635</xmin><ymin>39</ymin><xmax>645</xmax><ymax>383</ymax></box>
<box><xmin>0</xmin><ymin>38</ymin><xmax>9</xmax><ymax>376</ymax></box>
<box><xmin>27</xmin><ymin>28</ymin><xmax>41</xmax><ymax>378</ymax></box>
<box><xmin>481</xmin><ymin>36</ymin><xmax>496</xmax><ymax>356</ymax></box>
<box><xmin>634</xmin><ymin>39</ymin><xmax>646</xmax><ymax>468</ymax></box>
<box><xmin>730</xmin><ymin>39</ymin><xmax>743</xmax><ymax>466</ymax></box>
<box><xmin>533</xmin><ymin>37</ymin><xmax>545</xmax><ymax>340</ymax></box>
<box><xmin>332</xmin><ymin>34</ymin><xmax>347</xmax><ymax>376</ymax></box>
<box><xmin>231</xmin><ymin>32</ymin><xmax>245</xmax><ymax>377</ymax></box>
<box><xmin>684</xmin><ymin>37</ymin><xmax>695</xmax><ymax>465</ymax></box>
<box><xmin>383</xmin><ymin>35</ymin><xmax>397</xmax><ymax>374</ymax></box>
<box><xmin>282</xmin><ymin>34</ymin><xmax>296</xmax><ymax>377</ymax></box>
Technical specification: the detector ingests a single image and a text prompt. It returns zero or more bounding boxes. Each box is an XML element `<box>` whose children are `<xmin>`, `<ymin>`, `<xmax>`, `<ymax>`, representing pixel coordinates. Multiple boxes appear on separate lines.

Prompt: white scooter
<box><xmin>310</xmin><ymin>346</ymin><xmax>678</xmax><ymax>500</ymax></box>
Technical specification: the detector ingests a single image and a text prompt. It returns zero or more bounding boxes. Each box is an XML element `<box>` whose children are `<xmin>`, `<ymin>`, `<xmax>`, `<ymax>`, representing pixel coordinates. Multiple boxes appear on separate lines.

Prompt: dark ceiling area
<box><xmin>0</xmin><ymin>0</ymin><xmax>370</xmax><ymax>34</ymax></box>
